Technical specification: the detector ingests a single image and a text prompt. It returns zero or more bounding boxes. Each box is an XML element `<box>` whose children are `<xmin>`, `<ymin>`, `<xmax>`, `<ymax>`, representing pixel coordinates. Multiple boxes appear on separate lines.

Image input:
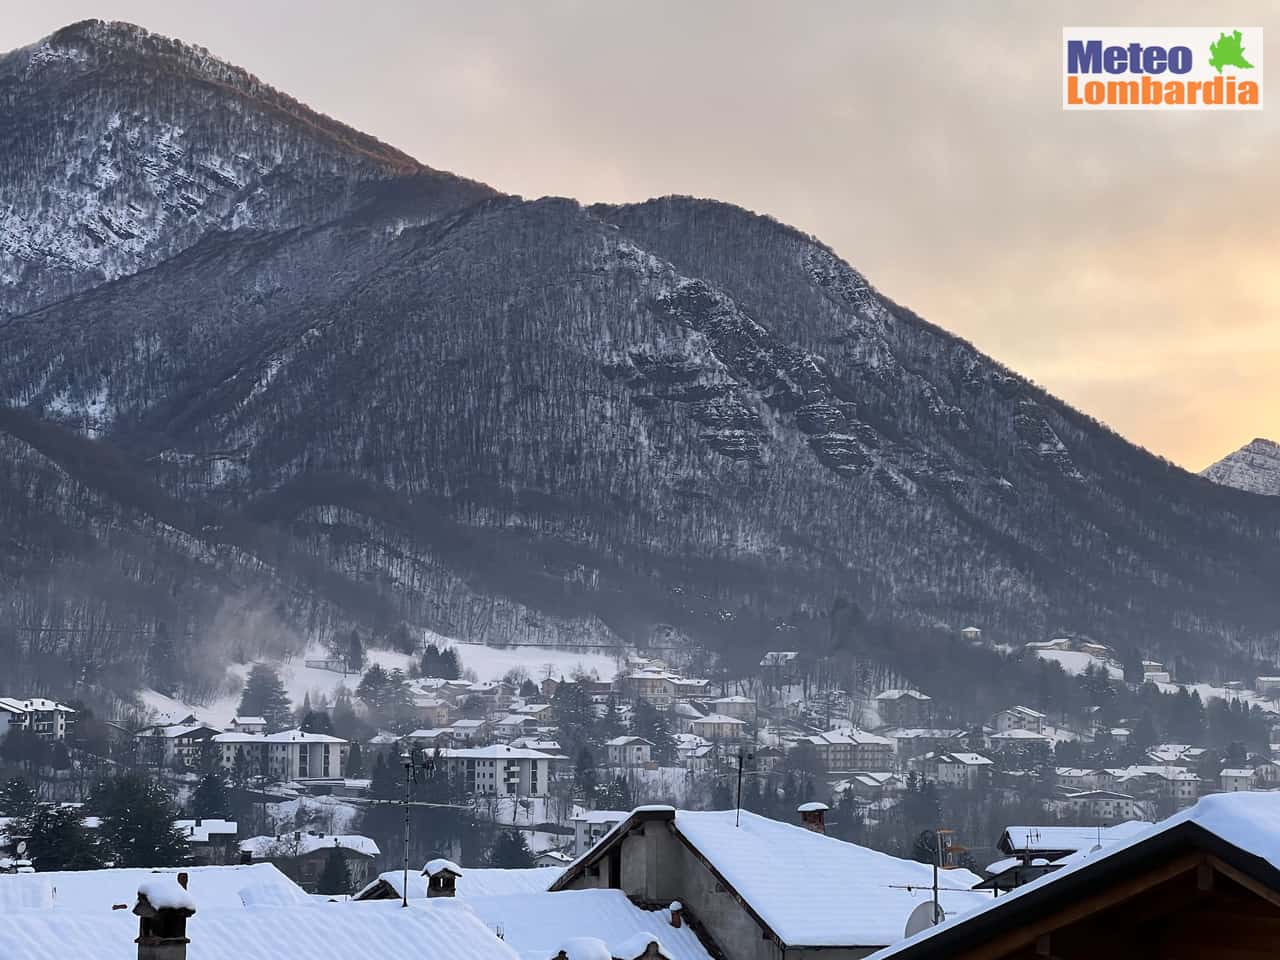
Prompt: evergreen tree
<box><xmin>22</xmin><ymin>804</ymin><xmax>103</xmax><ymax>870</ymax></box>
<box><xmin>388</xmin><ymin>622</ymin><xmax>417</xmax><ymax>654</ymax></box>
<box><xmin>487</xmin><ymin>829</ymin><xmax>535</xmax><ymax>868</ymax></box>
<box><xmin>148</xmin><ymin>621</ymin><xmax>180</xmax><ymax>696</ymax></box>
<box><xmin>317</xmin><ymin>847</ymin><xmax>352</xmax><ymax>895</ymax></box>
<box><xmin>369</xmin><ymin>752</ymin><xmax>401</xmax><ymax>800</ymax></box>
<box><xmin>345</xmin><ymin>741</ymin><xmax>365</xmax><ymax>778</ymax></box>
<box><xmin>301</xmin><ymin>710</ymin><xmax>335</xmax><ymax>735</ymax></box>
<box><xmin>191</xmin><ymin>772</ymin><xmax>232</xmax><ymax>820</ymax></box>
<box><xmin>631</xmin><ymin>700</ymin><xmax>676</xmax><ymax>764</ymax></box>
<box><xmin>346</xmin><ymin>631</ymin><xmax>366</xmax><ymax>673</ymax></box>
<box><xmin>519</xmin><ymin>678</ymin><xmax>539</xmax><ymax>699</ymax></box>
<box><xmin>0</xmin><ymin>776</ymin><xmax>37</xmax><ymax>817</ymax></box>
<box><xmin>238</xmin><ymin>665</ymin><xmax>293</xmax><ymax>732</ymax></box>
<box><xmin>88</xmin><ymin>773</ymin><xmax>189</xmax><ymax>867</ymax></box>
<box><xmin>574</xmin><ymin>746</ymin><xmax>598</xmax><ymax>800</ymax></box>
<box><xmin>439</xmin><ymin>647</ymin><xmax>461</xmax><ymax>681</ymax></box>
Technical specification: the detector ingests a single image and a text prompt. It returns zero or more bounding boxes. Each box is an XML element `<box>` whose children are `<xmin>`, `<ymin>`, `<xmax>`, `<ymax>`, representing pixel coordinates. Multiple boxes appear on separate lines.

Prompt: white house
<box><xmin>432</xmin><ymin>745</ymin><xmax>562</xmax><ymax>797</ymax></box>
<box><xmin>212</xmin><ymin>729</ymin><xmax>348</xmax><ymax>780</ymax></box>
<box><xmin>991</xmin><ymin>705</ymin><xmax>1046</xmax><ymax>734</ymax></box>
<box><xmin>605</xmin><ymin>736</ymin><xmax>653</xmax><ymax>767</ymax></box>
<box><xmin>932</xmin><ymin>752</ymin><xmax>995</xmax><ymax>789</ymax></box>
<box><xmin>572</xmin><ymin>810</ymin><xmax>630</xmax><ymax>856</ymax></box>
<box><xmin>0</xmin><ymin>698</ymin><xmax>75</xmax><ymax>741</ymax></box>
<box><xmin>1221</xmin><ymin>768</ymin><xmax>1256</xmax><ymax>792</ymax></box>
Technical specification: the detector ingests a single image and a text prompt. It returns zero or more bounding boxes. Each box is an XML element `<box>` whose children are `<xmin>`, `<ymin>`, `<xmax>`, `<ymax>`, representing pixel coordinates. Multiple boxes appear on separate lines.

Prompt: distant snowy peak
<box><xmin>1202</xmin><ymin>438</ymin><xmax>1280</xmax><ymax>496</ymax></box>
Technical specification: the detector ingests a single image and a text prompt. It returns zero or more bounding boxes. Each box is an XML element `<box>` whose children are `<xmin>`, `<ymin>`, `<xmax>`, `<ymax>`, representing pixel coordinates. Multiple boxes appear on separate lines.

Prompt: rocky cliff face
<box><xmin>2</xmin><ymin>21</ymin><xmax>1278</xmax><ymax>703</ymax></box>
<box><xmin>1202</xmin><ymin>439</ymin><xmax>1280</xmax><ymax>497</ymax></box>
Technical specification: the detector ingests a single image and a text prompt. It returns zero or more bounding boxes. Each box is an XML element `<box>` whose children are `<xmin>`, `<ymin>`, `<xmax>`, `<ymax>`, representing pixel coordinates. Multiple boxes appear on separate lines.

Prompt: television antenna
<box><xmin>400</xmin><ymin>748</ymin><xmax>438</xmax><ymax>908</ymax></box>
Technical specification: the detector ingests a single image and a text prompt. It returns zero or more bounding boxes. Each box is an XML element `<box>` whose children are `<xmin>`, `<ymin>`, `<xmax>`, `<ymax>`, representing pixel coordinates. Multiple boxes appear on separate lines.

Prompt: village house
<box><xmin>672</xmin><ymin>701</ymin><xmax>705</xmax><ymax>733</ymax></box>
<box><xmin>240</xmin><ymin>832</ymin><xmax>380</xmax><ymax>893</ymax></box>
<box><xmin>211</xmin><ymin>728</ymin><xmax>348</xmax><ymax>780</ymax></box>
<box><xmin>174</xmin><ymin>818</ymin><xmax>239</xmax><ymax>866</ymax></box>
<box><xmin>835</xmin><ymin>771</ymin><xmax>904</xmax><ymax>802</ymax></box>
<box><xmin>1054</xmin><ymin>767</ymin><xmax>1115</xmax><ymax>793</ymax></box>
<box><xmin>929</xmin><ymin>752</ymin><xmax>994</xmax><ymax>789</ymax></box>
<box><xmin>412</xmin><ymin>696</ymin><xmax>452</xmax><ymax>728</ymax></box>
<box><xmin>1220</xmin><ymin>768</ymin><xmax>1255</xmax><ymax>792</ymax></box>
<box><xmin>573</xmin><ymin>810</ymin><xmax>630</xmax><ymax>856</ymax></box>
<box><xmin>800</xmin><ymin>729</ymin><xmax>895</xmax><ymax>771</ymax></box>
<box><xmin>606</xmin><ymin>736</ymin><xmax>654</xmax><ymax>767</ymax></box>
<box><xmin>552</xmin><ymin>804</ymin><xmax>981</xmax><ymax>960</ymax></box>
<box><xmin>708</xmin><ymin>695</ymin><xmax>756</xmax><ymax>721</ymax></box>
<box><xmin>1056</xmin><ymin>789</ymin><xmax>1144</xmax><ymax>821</ymax></box>
<box><xmin>873</xmin><ymin>689</ymin><xmax>932</xmax><ymax>727</ymax></box>
<box><xmin>0</xmin><ymin>698</ymin><xmax>76</xmax><ymax>741</ymax></box>
<box><xmin>688</xmin><ymin>713</ymin><xmax>748</xmax><ymax>743</ymax></box>
<box><xmin>448</xmin><ymin>718</ymin><xmax>490</xmax><ymax>743</ymax></box>
<box><xmin>990</xmin><ymin>705</ymin><xmax>1046</xmax><ymax>735</ymax></box>
<box><xmin>885</xmin><ymin>728</ymin><xmax>969</xmax><ymax>761</ymax></box>
<box><xmin>226</xmin><ymin>716</ymin><xmax>266</xmax><ymax>734</ymax></box>
<box><xmin>492</xmin><ymin>714</ymin><xmax>539</xmax><ymax>742</ymax></box>
<box><xmin>431</xmin><ymin>744</ymin><xmax>562</xmax><ymax>796</ymax></box>
<box><xmin>1109</xmin><ymin>765</ymin><xmax>1200</xmax><ymax>810</ymax></box>
<box><xmin>403</xmin><ymin>728</ymin><xmax>454</xmax><ymax>750</ymax></box>
<box><xmin>868</xmin><ymin>793</ymin><xmax>1280</xmax><ymax>960</ymax></box>
<box><xmin>135</xmin><ymin>722</ymin><xmax>221</xmax><ymax>769</ymax></box>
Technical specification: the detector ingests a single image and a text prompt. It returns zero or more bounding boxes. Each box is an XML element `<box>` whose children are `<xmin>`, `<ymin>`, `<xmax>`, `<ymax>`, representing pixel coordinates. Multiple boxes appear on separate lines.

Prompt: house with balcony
<box><xmin>0</xmin><ymin>697</ymin><xmax>76</xmax><ymax>741</ymax></box>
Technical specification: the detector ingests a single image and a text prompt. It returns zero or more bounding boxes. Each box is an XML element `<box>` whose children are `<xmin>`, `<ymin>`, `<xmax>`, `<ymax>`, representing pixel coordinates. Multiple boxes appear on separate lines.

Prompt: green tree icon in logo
<box><xmin>1208</xmin><ymin>30</ymin><xmax>1255</xmax><ymax>73</ymax></box>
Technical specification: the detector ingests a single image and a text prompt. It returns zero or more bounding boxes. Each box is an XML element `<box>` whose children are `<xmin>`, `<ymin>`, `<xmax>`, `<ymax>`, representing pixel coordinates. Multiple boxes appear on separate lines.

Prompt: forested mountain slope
<box><xmin>2</xmin><ymin>21</ymin><xmax>1278</xmax><ymax>706</ymax></box>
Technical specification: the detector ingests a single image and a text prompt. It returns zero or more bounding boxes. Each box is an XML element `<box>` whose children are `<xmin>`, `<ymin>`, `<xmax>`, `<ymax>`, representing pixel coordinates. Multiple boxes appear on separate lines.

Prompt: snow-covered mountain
<box><xmin>1202</xmin><ymin>439</ymin><xmax>1280</xmax><ymax>496</ymax></box>
<box><xmin>3</xmin><ymin>21</ymin><xmax>1279</xmax><ymax>705</ymax></box>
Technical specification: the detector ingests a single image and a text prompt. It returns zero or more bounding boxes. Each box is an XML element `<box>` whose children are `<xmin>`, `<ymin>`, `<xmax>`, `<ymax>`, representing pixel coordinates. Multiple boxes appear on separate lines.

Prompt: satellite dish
<box><xmin>905</xmin><ymin>900</ymin><xmax>946</xmax><ymax>937</ymax></box>
<box><xmin>16</xmin><ymin>841</ymin><xmax>27</xmax><ymax>856</ymax></box>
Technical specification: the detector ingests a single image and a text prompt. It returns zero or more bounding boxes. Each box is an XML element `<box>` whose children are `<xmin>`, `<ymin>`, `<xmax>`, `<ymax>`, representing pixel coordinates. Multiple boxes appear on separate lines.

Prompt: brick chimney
<box><xmin>668</xmin><ymin>901</ymin><xmax>683</xmax><ymax>928</ymax></box>
<box><xmin>133</xmin><ymin>873</ymin><xmax>196</xmax><ymax>960</ymax></box>
<box><xmin>798</xmin><ymin>802</ymin><xmax>829</xmax><ymax>834</ymax></box>
<box><xmin>424</xmin><ymin>859</ymin><xmax>462</xmax><ymax>898</ymax></box>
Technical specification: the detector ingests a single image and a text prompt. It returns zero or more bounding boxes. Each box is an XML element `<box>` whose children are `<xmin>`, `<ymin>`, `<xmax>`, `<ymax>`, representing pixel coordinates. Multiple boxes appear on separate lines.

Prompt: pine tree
<box><xmin>148</xmin><ymin>621</ymin><xmax>180</xmax><ymax>696</ymax></box>
<box><xmin>346</xmin><ymin>631</ymin><xmax>365</xmax><ymax>673</ymax></box>
<box><xmin>439</xmin><ymin>647</ymin><xmax>461</xmax><ymax>681</ymax></box>
<box><xmin>88</xmin><ymin>773</ymin><xmax>189</xmax><ymax>867</ymax></box>
<box><xmin>301</xmin><ymin>710</ymin><xmax>335</xmax><ymax>735</ymax></box>
<box><xmin>238</xmin><ymin>665</ymin><xmax>293</xmax><ymax>732</ymax></box>
<box><xmin>0</xmin><ymin>776</ymin><xmax>37</xmax><ymax>817</ymax></box>
<box><xmin>631</xmin><ymin>700</ymin><xmax>676</xmax><ymax>764</ymax></box>
<box><xmin>317</xmin><ymin>847</ymin><xmax>352</xmax><ymax>895</ymax></box>
<box><xmin>487</xmin><ymin>829</ymin><xmax>534</xmax><ymax>868</ymax></box>
<box><xmin>345</xmin><ymin>741</ymin><xmax>365</xmax><ymax>778</ymax></box>
<box><xmin>22</xmin><ymin>804</ymin><xmax>103</xmax><ymax>870</ymax></box>
<box><xmin>191</xmin><ymin>772</ymin><xmax>232</xmax><ymax>819</ymax></box>
<box><xmin>369</xmin><ymin>752</ymin><xmax>401</xmax><ymax>800</ymax></box>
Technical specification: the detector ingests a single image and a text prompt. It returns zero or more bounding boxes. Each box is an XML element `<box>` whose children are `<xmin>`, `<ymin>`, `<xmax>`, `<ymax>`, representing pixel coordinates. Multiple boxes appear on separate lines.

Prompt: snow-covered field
<box><xmin>1155</xmin><ymin>681</ymin><xmax>1280</xmax><ymax>715</ymax></box>
<box><xmin>139</xmin><ymin>635</ymin><xmax>623</xmax><ymax>728</ymax></box>
<box><xmin>1032</xmin><ymin>649</ymin><xmax>1123</xmax><ymax>679</ymax></box>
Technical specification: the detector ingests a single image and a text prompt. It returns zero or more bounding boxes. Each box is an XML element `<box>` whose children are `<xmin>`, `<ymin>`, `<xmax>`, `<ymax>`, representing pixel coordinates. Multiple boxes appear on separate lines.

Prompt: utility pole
<box><xmin>400</xmin><ymin>749</ymin><xmax>437</xmax><ymax>907</ymax></box>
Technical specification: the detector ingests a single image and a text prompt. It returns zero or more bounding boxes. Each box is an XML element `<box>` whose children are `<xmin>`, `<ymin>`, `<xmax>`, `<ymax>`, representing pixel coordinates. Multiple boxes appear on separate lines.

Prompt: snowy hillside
<box><xmin>1201</xmin><ymin>438</ymin><xmax>1280</xmax><ymax>496</ymax></box>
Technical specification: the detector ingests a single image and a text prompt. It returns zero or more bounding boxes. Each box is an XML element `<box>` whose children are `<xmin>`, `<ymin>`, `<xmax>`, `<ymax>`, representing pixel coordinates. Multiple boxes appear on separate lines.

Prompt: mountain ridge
<box><xmin>1202</xmin><ymin>438</ymin><xmax>1280</xmax><ymax>497</ymax></box>
<box><xmin>2</xmin><ymin>22</ymin><xmax>1278</xmax><ymax>711</ymax></box>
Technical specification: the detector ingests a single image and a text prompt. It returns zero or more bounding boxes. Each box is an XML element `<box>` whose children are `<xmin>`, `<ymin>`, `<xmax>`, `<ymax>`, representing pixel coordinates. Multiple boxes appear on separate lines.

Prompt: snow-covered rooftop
<box><xmin>0</xmin><ymin>897</ymin><xmax>519</xmax><ymax>960</ymax></box>
<box><xmin>868</xmin><ymin>791</ymin><xmax>1280</xmax><ymax>959</ymax></box>
<box><xmin>358</xmin><ymin>866</ymin><xmax>563</xmax><ymax>901</ymax></box>
<box><xmin>0</xmin><ymin>863</ymin><xmax>307</xmax><ymax>914</ymax></box>
<box><xmin>1000</xmin><ymin>822</ymin><xmax>1147</xmax><ymax>854</ymax></box>
<box><xmin>670</xmin><ymin>809</ymin><xmax>982</xmax><ymax>947</ymax></box>
<box><xmin>465</xmin><ymin>889</ymin><xmax>711</xmax><ymax>960</ymax></box>
<box><xmin>175</xmin><ymin>819</ymin><xmax>238</xmax><ymax>843</ymax></box>
<box><xmin>240</xmin><ymin>834</ymin><xmax>380</xmax><ymax>859</ymax></box>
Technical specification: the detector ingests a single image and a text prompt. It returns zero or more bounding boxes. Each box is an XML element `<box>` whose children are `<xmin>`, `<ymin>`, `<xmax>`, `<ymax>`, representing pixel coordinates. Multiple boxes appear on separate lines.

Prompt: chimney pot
<box><xmin>798</xmin><ymin>802</ymin><xmax>829</xmax><ymax>834</ymax></box>
<box><xmin>669</xmin><ymin>901</ymin><xmax>683</xmax><ymax>928</ymax></box>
